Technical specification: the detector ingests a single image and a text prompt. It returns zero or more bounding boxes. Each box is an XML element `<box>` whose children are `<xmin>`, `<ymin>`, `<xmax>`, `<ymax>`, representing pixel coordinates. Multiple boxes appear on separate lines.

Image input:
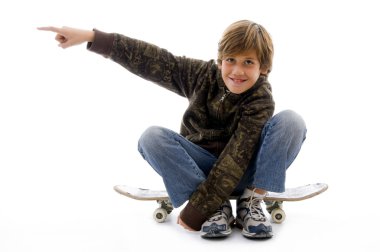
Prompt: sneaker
<box><xmin>200</xmin><ymin>200</ymin><xmax>235</xmax><ymax>238</ymax></box>
<box><xmin>236</xmin><ymin>188</ymin><xmax>273</xmax><ymax>239</ymax></box>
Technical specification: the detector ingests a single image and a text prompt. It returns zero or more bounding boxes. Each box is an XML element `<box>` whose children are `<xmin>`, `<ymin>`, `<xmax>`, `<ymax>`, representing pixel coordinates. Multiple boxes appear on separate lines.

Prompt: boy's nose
<box><xmin>232</xmin><ymin>66</ymin><xmax>244</xmax><ymax>76</ymax></box>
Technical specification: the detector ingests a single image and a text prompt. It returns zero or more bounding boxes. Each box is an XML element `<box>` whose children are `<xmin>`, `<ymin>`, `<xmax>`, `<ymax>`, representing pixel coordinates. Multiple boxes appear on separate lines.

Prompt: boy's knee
<box><xmin>138</xmin><ymin>126</ymin><xmax>166</xmax><ymax>149</ymax></box>
<box><xmin>273</xmin><ymin>110</ymin><xmax>307</xmax><ymax>136</ymax></box>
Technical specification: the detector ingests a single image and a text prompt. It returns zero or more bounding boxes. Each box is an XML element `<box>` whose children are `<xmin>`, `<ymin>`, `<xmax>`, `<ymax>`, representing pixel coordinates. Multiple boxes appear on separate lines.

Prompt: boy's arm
<box><xmin>180</xmin><ymin>83</ymin><xmax>275</xmax><ymax>231</ymax></box>
<box><xmin>87</xmin><ymin>29</ymin><xmax>211</xmax><ymax>98</ymax></box>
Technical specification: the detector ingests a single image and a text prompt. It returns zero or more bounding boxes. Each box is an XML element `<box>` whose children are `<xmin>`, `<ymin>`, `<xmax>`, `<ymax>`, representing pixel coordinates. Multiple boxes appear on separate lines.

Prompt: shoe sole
<box><xmin>236</xmin><ymin>221</ymin><xmax>273</xmax><ymax>239</ymax></box>
<box><xmin>201</xmin><ymin>218</ymin><xmax>235</xmax><ymax>239</ymax></box>
<box><xmin>241</xmin><ymin>230</ymin><xmax>273</xmax><ymax>239</ymax></box>
<box><xmin>201</xmin><ymin>228</ymin><xmax>232</xmax><ymax>238</ymax></box>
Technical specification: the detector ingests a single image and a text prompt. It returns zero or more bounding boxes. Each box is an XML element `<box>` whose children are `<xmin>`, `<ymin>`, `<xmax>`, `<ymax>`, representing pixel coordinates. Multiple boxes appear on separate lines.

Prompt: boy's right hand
<box><xmin>37</xmin><ymin>26</ymin><xmax>95</xmax><ymax>49</ymax></box>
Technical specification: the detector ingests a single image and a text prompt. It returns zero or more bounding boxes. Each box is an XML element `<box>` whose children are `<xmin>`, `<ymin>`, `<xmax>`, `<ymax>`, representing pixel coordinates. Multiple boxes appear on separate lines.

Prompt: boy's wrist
<box><xmin>86</xmin><ymin>30</ymin><xmax>95</xmax><ymax>42</ymax></box>
<box><xmin>86</xmin><ymin>29</ymin><xmax>114</xmax><ymax>56</ymax></box>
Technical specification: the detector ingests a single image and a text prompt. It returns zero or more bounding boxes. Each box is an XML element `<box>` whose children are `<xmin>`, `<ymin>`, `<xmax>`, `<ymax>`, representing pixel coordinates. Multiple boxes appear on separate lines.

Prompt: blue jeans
<box><xmin>138</xmin><ymin>110</ymin><xmax>306</xmax><ymax>208</ymax></box>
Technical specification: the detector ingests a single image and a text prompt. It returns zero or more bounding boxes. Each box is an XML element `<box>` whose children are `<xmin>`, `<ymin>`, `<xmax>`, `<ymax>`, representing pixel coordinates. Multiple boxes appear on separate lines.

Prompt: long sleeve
<box><xmin>87</xmin><ymin>29</ymin><xmax>215</xmax><ymax>99</ymax></box>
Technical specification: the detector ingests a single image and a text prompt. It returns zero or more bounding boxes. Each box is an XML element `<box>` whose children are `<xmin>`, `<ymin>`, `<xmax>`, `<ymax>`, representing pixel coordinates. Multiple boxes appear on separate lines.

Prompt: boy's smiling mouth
<box><xmin>229</xmin><ymin>77</ymin><xmax>247</xmax><ymax>85</ymax></box>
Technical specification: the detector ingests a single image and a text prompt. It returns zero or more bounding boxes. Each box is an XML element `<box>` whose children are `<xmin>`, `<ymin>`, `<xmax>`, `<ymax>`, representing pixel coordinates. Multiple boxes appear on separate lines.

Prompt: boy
<box><xmin>38</xmin><ymin>20</ymin><xmax>306</xmax><ymax>239</ymax></box>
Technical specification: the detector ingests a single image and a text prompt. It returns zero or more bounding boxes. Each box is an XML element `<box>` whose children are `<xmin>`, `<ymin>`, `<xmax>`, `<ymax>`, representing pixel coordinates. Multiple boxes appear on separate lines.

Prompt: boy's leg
<box><xmin>234</xmin><ymin>109</ymin><xmax>307</xmax><ymax>194</ymax></box>
<box><xmin>137</xmin><ymin>126</ymin><xmax>217</xmax><ymax>208</ymax></box>
<box><xmin>253</xmin><ymin>109</ymin><xmax>307</xmax><ymax>192</ymax></box>
<box><xmin>234</xmin><ymin>110</ymin><xmax>307</xmax><ymax>238</ymax></box>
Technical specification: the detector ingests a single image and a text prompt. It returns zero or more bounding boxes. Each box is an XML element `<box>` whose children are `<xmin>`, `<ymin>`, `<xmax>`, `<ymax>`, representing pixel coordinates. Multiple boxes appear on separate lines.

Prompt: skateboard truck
<box><xmin>154</xmin><ymin>199</ymin><xmax>173</xmax><ymax>223</ymax></box>
<box><xmin>265</xmin><ymin>200</ymin><xmax>285</xmax><ymax>223</ymax></box>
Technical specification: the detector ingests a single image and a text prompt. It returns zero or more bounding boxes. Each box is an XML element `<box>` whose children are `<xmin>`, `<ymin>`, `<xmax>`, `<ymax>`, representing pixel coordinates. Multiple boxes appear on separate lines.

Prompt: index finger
<box><xmin>37</xmin><ymin>26</ymin><xmax>61</xmax><ymax>33</ymax></box>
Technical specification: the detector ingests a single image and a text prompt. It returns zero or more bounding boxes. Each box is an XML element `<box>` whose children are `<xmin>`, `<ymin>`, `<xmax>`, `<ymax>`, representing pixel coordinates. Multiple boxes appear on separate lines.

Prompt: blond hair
<box><xmin>217</xmin><ymin>20</ymin><xmax>274</xmax><ymax>75</ymax></box>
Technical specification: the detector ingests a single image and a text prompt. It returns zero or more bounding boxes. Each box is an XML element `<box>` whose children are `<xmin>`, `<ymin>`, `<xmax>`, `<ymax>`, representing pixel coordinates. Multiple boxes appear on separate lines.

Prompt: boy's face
<box><xmin>219</xmin><ymin>50</ymin><xmax>265</xmax><ymax>94</ymax></box>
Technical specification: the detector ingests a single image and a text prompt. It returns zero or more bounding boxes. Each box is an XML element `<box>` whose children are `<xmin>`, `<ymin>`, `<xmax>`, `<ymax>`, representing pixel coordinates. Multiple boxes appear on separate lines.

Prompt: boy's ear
<box><xmin>216</xmin><ymin>59</ymin><xmax>222</xmax><ymax>69</ymax></box>
<box><xmin>217</xmin><ymin>61</ymin><xmax>222</xmax><ymax>69</ymax></box>
<box><xmin>260</xmin><ymin>66</ymin><xmax>269</xmax><ymax>75</ymax></box>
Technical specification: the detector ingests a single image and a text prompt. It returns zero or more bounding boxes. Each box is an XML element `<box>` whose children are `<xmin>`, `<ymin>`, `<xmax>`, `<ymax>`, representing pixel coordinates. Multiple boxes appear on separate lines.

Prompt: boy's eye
<box><xmin>245</xmin><ymin>60</ymin><xmax>254</xmax><ymax>65</ymax></box>
<box><xmin>225</xmin><ymin>58</ymin><xmax>235</xmax><ymax>63</ymax></box>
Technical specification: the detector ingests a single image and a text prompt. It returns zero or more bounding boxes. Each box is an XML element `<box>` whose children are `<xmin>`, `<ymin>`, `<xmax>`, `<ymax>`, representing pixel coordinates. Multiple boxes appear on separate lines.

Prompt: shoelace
<box><xmin>207</xmin><ymin>209</ymin><xmax>224</xmax><ymax>221</ymax></box>
<box><xmin>207</xmin><ymin>203</ymin><xmax>230</xmax><ymax>221</ymax></box>
<box><xmin>247</xmin><ymin>191</ymin><xmax>267</xmax><ymax>222</ymax></box>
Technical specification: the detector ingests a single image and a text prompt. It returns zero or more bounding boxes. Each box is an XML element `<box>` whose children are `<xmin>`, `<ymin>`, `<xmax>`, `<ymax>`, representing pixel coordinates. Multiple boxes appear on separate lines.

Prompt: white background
<box><xmin>1</xmin><ymin>0</ymin><xmax>379</xmax><ymax>251</ymax></box>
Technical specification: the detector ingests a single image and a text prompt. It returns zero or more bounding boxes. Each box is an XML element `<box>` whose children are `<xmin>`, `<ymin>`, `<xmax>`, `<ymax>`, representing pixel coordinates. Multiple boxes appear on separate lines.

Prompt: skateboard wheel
<box><xmin>271</xmin><ymin>208</ymin><xmax>286</xmax><ymax>224</ymax></box>
<box><xmin>153</xmin><ymin>208</ymin><xmax>168</xmax><ymax>223</ymax></box>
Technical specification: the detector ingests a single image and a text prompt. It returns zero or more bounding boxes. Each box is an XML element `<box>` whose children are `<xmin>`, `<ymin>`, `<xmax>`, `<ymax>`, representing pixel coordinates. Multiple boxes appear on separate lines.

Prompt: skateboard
<box><xmin>114</xmin><ymin>183</ymin><xmax>328</xmax><ymax>224</ymax></box>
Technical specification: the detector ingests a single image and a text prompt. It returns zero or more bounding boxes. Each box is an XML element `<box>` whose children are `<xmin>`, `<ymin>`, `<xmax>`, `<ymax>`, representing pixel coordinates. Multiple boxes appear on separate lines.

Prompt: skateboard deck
<box><xmin>114</xmin><ymin>183</ymin><xmax>328</xmax><ymax>201</ymax></box>
<box><xmin>114</xmin><ymin>183</ymin><xmax>328</xmax><ymax>223</ymax></box>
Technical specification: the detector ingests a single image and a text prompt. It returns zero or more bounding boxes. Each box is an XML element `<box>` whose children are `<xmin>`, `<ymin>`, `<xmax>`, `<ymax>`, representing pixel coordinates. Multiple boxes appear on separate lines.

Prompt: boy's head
<box><xmin>217</xmin><ymin>20</ymin><xmax>274</xmax><ymax>76</ymax></box>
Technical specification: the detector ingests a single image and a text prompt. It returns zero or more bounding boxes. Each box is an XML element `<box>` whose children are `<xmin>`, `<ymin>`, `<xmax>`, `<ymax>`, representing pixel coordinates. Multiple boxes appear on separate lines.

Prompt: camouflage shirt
<box><xmin>88</xmin><ymin>30</ymin><xmax>275</xmax><ymax>230</ymax></box>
